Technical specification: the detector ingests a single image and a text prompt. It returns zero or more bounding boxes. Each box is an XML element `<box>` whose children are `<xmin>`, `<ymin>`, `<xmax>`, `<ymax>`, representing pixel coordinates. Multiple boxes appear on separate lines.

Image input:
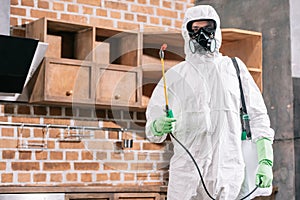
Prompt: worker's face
<box><xmin>191</xmin><ymin>21</ymin><xmax>209</xmax><ymax>33</ymax></box>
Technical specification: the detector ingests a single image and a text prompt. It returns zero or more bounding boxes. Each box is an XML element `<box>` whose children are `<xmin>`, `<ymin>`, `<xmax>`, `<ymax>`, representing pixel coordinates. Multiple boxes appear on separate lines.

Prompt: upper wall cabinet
<box><xmin>25</xmin><ymin>18</ymin><xmax>262</xmax><ymax>109</ymax></box>
<box><xmin>26</xmin><ymin>18</ymin><xmax>142</xmax><ymax>108</ymax></box>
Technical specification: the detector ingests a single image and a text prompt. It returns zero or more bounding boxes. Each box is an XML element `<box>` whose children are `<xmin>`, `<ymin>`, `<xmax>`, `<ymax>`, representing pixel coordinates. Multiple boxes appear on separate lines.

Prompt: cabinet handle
<box><xmin>66</xmin><ymin>90</ymin><xmax>73</xmax><ymax>96</ymax></box>
<box><xmin>114</xmin><ymin>94</ymin><xmax>121</xmax><ymax>100</ymax></box>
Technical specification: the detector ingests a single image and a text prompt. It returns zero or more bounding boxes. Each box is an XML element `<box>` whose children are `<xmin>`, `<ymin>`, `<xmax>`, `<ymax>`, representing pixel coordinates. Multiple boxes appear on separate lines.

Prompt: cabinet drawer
<box><xmin>95</xmin><ymin>64</ymin><xmax>142</xmax><ymax>108</ymax></box>
<box><xmin>30</xmin><ymin>58</ymin><xmax>93</xmax><ymax>105</ymax></box>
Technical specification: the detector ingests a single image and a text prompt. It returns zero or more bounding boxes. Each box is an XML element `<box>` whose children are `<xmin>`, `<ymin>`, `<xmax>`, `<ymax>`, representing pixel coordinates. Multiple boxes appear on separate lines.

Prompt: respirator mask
<box><xmin>187</xmin><ymin>20</ymin><xmax>217</xmax><ymax>54</ymax></box>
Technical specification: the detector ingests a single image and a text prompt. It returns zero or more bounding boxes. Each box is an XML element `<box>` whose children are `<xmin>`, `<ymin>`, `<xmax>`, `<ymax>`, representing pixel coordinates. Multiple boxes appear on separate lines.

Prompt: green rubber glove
<box><xmin>150</xmin><ymin>111</ymin><xmax>176</xmax><ymax>136</ymax></box>
<box><xmin>256</xmin><ymin>137</ymin><xmax>273</xmax><ymax>188</ymax></box>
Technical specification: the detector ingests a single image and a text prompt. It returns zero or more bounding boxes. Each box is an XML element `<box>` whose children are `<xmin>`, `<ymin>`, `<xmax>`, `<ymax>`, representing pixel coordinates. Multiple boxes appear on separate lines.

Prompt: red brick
<box><xmin>124</xmin><ymin>173</ymin><xmax>134</xmax><ymax>181</ymax></box>
<box><xmin>96</xmin><ymin>173</ymin><xmax>108</xmax><ymax>181</ymax></box>
<box><xmin>137</xmin><ymin>0</ymin><xmax>146</xmax><ymax>3</ymax></box>
<box><xmin>11</xmin><ymin>7</ymin><xmax>26</xmax><ymax>16</ymax></box>
<box><xmin>35</xmin><ymin>151</ymin><xmax>48</xmax><ymax>160</ymax></box>
<box><xmin>43</xmin><ymin>118</ymin><xmax>71</xmax><ymax>125</ymax></box>
<box><xmin>110</xmin><ymin>152</ymin><xmax>122</xmax><ymax>160</ymax></box>
<box><xmin>53</xmin><ymin>2</ymin><xmax>65</xmax><ymax>11</ymax></box>
<box><xmin>19</xmin><ymin>152</ymin><xmax>32</xmax><ymax>160</ymax></box>
<box><xmin>82</xmin><ymin>151</ymin><xmax>93</xmax><ymax>160</ymax></box>
<box><xmin>10</xmin><ymin>17</ymin><xmax>18</xmax><ymax>26</ymax></box>
<box><xmin>150</xmin><ymin>173</ymin><xmax>161</xmax><ymax>180</ymax></box>
<box><xmin>125</xmin><ymin>13</ymin><xmax>134</xmax><ymax>21</ymax></box>
<box><xmin>2</xmin><ymin>150</ymin><xmax>15</xmax><ymax>159</ymax></box>
<box><xmin>163</xmin><ymin>1</ymin><xmax>172</xmax><ymax>8</ymax></box>
<box><xmin>43</xmin><ymin>162</ymin><xmax>70</xmax><ymax>171</ymax></box>
<box><xmin>11</xmin><ymin>0</ymin><xmax>19</xmax><ymax>5</ymax></box>
<box><xmin>18</xmin><ymin>173</ymin><xmax>31</xmax><ymax>182</ymax></box>
<box><xmin>68</xmin><ymin>4</ymin><xmax>79</xmax><ymax>13</ymax></box>
<box><xmin>66</xmin><ymin>151</ymin><xmax>78</xmax><ymax>160</ymax></box>
<box><xmin>156</xmin><ymin>8</ymin><xmax>177</xmax><ymax>18</ymax></box>
<box><xmin>150</xmin><ymin>153</ymin><xmax>160</xmax><ymax>160</ymax></box>
<box><xmin>137</xmin><ymin>14</ymin><xmax>147</xmax><ymax>23</ymax></box>
<box><xmin>2</xmin><ymin>173</ymin><xmax>13</xmax><ymax>183</ymax></box>
<box><xmin>90</xmin><ymin>17</ymin><xmax>114</xmax><ymax>28</ymax></box>
<box><xmin>143</xmin><ymin>142</ymin><xmax>165</xmax><ymax>150</ymax></box>
<box><xmin>50</xmin><ymin>151</ymin><xmax>63</xmax><ymax>160</ymax></box>
<box><xmin>50</xmin><ymin>173</ymin><xmax>62</xmax><ymax>182</ymax></box>
<box><xmin>59</xmin><ymin>142</ymin><xmax>85</xmax><ymax>149</ymax></box>
<box><xmin>124</xmin><ymin>152</ymin><xmax>134</xmax><ymax>160</ymax></box>
<box><xmin>61</xmin><ymin>14</ymin><xmax>87</xmax><ymax>24</ymax></box>
<box><xmin>131</xmin><ymin>163</ymin><xmax>153</xmax><ymax>170</ymax></box>
<box><xmin>131</xmin><ymin>5</ymin><xmax>154</xmax><ymax>15</ymax></box>
<box><xmin>12</xmin><ymin>116</ymin><xmax>40</xmax><ymax>124</ymax></box>
<box><xmin>77</xmin><ymin>0</ymin><xmax>101</xmax><ymax>6</ymax></box>
<box><xmin>74</xmin><ymin>162</ymin><xmax>99</xmax><ymax>170</ymax></box>
<box><xmin>38</xmin><ymin>0</ymin><xmax>49</xmax><ymax>9</ymax></box>
<box><xmin>138</xmin><ymin>152</ymin><xmax>147</xmax><ymax>160</ymax></box>
<box><xmin>150</xmin><ymin>0</ymin><xmax>159</xmax><ymax>6</ymax></box>
<box><xmin>111</xmin><ymin>11</ymin><xmax>121</xmax><ymax>19</ymax></box>
<box><xmin>1</xmin><ymin>128</ymin><xmax>14</xmax><ymax>137</ymax></box>
<box><xmin>0</xmin><ymin>139</ymin><xmax>18</xmax><ymax>148</ymax></box>
<box><xmin>110</xmin><ymin>172</ymin><xmax>120</xmax><ymax>181</ymax></box>
<box><xmin>162</xmin><ymin>18</ymin><xmax>172</xmax><ymax>26</ymax></box>
<box><xmin>83</xmin><ymin>6</ymin><xmax>93</xmax><ymax>14</ymax></box>
<box><xmin>95</xmin><ymin>152</ymin><xmax>107</xmax><ymax>160</ymax></box>
<box><xmin>104</xmin><ymin>1</ymin><xmax>128</xmax><ymax>10</ymax></box>
<box><xmin>34</xmin><ymin>173</ymin><xmax>46</xmax><ymax>182</ymax></box>
<box><xmin>137</xmin><ymin>173</ymin><xmax>147</xmax><ymax>180</ymax></box>
<box><xmin>117</xmin><ymin>21</ymin><xmax>139</xmax><ymax>30</ymax></box>
<box><xmin>0</xmin><ymin>162</ymin><xmax>6</xmax><ymax>170</ymax></box>
<box><xmin>21</xmin><ymin>0</ymin><xmax>34</xmax><ymax>7</ymax></box>
<box><xmin>31</xmin><ymin>9</ymin><xmax>57</xmax><ymax>19</ymax></box>
<box><xmin>66</xmin><ymin>173</ymin><xmax>77</xmax><ymax>181</ymax></box>
<box><xmin>103</xmin><ymin>162</ymin><xmax>128</xmax><ymax>170</ymax></box>
<box><xmin>12</xmin><ymin>162</ymin><xmax>40</xmax><ymax>171</ymax></box>
<box><xmin>175</xmin><ymin>2</ymin><xmax>183</xmax><ymax>10</ymax></box>
<box><xmin>81</xmin><ymin>173</ymin><xmax>92</xmax><ymax>182</ymax></box>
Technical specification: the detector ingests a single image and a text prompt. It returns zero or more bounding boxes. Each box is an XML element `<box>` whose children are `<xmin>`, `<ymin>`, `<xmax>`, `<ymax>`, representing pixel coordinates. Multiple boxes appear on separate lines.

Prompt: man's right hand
<box><xmin>151</xmin><ymin>116</ymin><xmax>176</xmax><ymax>136</ymax></box>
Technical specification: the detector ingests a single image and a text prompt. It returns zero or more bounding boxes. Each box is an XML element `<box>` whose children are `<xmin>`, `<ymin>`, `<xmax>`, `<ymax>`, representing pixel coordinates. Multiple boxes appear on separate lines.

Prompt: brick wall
<box><xmin>0</xmin><ymin>0</ymin><xmax>194</xmax><ymax>187</ymax></box>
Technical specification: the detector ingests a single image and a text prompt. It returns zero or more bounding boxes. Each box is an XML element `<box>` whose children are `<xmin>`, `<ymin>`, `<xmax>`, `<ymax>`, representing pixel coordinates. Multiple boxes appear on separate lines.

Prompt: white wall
<box><xmin>290</xmin><ymin>0</ymin><xmax>300</xmax><ymax>77</ymax></box>
<box><xmin>0</xmin><ymin>0</ymin><xmax>10</xmax><ymax>35</ymax></box>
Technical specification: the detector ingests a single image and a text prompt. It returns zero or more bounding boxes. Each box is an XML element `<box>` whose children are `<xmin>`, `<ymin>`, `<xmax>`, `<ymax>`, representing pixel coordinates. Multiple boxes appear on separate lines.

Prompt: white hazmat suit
<box><xmin>145</xmin><ymin>5</ymin><xmax>274</xmax><ymax>200</ymax></box>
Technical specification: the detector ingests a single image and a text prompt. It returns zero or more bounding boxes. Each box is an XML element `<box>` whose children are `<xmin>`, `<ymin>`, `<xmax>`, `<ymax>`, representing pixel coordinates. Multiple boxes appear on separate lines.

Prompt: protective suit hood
<box><xmin>182</xmin><ymin>5</ymin><xmax>222</xmax><ymax>60</ymax></box>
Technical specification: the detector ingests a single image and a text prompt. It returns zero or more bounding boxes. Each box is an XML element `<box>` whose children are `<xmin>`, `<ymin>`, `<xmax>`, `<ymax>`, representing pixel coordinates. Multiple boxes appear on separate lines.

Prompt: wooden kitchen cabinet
<box><xmin>26</xmin><ymin>18</ymin><xmax>94</xmax><ymax>61</ymax></box>
<box><xmin>220</xmin><ymin>28</ymin><xmax>263</xmax><ymax>90</ymax></box>
<box><xmin>95</xmin><ymin>27</ymin><xmax>141</xmax><ymax>67</ymax></box>
<box><xmin>113</xmin><ymin>193</ymin><xmax>160</xmax><ymax>200</ymax></box>
<box><xmin>30</xmin><ymin>57</ymin><xmax>94</xmax><ymax>105</ymax></box>
<box><xmin>95</xmin><ymin>64</ymin><xmax>142</xmax><ymax>108</ymax></box>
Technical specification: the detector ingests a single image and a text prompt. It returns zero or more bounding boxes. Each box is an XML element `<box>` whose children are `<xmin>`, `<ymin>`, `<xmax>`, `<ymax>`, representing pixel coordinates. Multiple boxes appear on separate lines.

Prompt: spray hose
<box><xmin>159</xmin><ymin>44</ymin><xmax>259</xmax><ymax>200</ymax></box>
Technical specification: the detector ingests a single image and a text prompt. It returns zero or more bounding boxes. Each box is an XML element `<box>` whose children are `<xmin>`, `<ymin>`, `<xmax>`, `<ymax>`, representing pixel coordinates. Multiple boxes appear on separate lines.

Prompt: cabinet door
<box><xmin>30</xmin><ymin>58</ymin><xmax>93</xmax><ymax>105</ymax></box>
<box><xmin>114</xmin><ymin>193</ymin><xmax>160</xmax><ymax>200</ymax></box>
<box><xmin>95</xmin><ymin>64</ymin><xmax>142</xmax><ymax>108</ymax></box>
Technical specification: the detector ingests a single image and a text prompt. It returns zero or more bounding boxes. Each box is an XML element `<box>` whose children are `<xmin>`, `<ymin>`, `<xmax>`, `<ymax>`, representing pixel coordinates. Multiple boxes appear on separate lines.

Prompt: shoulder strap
<box><xmin>231</xmin><ymin>57</ymin><xmax>252</xmax><ymax>139</ymax></box>
<box><xmin>231</xmin><ymin>57</ymin><xmax>247</xmax><ymax>114</ymax></box>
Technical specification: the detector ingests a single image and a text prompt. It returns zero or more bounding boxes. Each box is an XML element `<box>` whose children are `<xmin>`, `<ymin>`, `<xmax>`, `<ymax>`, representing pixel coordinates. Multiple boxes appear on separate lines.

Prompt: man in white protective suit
<box><xmin>145</xmin><ymin>5</ymin><xmax>275</xmax><ymax>200</ymax></box>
